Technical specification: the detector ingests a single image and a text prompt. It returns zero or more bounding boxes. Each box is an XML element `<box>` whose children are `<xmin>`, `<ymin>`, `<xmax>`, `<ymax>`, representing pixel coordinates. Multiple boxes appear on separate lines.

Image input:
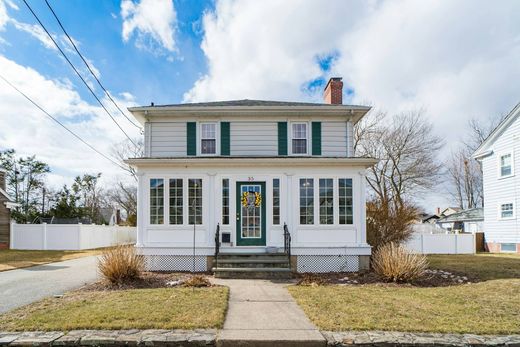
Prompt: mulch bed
<box><xmin>82</xmin><ymin>272</ymin><xmax>214</xmax><ymax>291</ymax></box>
<box><xmin>296</xmin><ymin>268</ymin><xmax>477</xmax><ymax>288</ymax></box>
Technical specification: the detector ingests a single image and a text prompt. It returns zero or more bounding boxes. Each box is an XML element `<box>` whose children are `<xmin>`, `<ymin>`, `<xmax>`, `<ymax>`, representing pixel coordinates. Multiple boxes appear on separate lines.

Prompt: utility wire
<box><xmin>44</xmin><ymin>0</ymin><xmax>142</xmax><ymax>131</ymax></box>
<box><xmin>21</xmin><ymin>0</ymin><xmax>139</xmax><ymax>149</ymax></box>
<box><xmin>0</xmin><ymin>74</ymin><xmax>128</xmax><ymax>171</ymax></box>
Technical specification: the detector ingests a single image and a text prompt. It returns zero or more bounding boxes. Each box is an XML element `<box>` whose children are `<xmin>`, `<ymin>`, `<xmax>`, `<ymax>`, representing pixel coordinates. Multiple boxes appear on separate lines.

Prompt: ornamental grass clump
<box><xmin>98</xmin><ymin>245</ymin><xmax>144</xmax><ymax>285</ymax></box>
<box><xmin>372</xmin><ymin>242</ymin><xmax>428</xmax><ymax>283</ymax></box>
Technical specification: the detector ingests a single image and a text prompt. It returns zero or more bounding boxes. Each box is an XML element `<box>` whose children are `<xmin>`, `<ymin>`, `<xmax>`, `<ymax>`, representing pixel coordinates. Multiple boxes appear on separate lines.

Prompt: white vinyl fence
<box><xmin>10</xmin><ymin>223</ymin><xmax>136</xmax><ymax>250</ymax></box>
<box><xmin>405</xmin><ymin>233</ymin><xmax>475</xmax><ymax>254</ymax></box>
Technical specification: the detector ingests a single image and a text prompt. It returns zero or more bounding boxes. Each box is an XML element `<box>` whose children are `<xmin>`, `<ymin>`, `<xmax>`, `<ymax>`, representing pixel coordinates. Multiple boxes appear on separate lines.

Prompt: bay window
<box><xmin>150</xmin><ymin>178</ymin><xmax>164</xmax><ymax>224</ymax></box>
<box><xmin>299</xmin><ymin>178</ymin><xmax>314</xmax><ymax>224</ymax></box>
<box><xmin>319</xmin><ymin>179</ymin><xmax>334</xmax><ymax>224</ymax></box>
<box><xmin>169</xmin><ymin>179</ymin><xmax>183</xmax><ymax>225</ymax></box>
<box><xmin>189</xmin><ymin>179</ymin><xmax>203</xmax><ymax>224</ymax></box>
<box><xmin>339</xmin><ymin>178</ymin><xmax>353</xmax><ymax>224</ymax></box>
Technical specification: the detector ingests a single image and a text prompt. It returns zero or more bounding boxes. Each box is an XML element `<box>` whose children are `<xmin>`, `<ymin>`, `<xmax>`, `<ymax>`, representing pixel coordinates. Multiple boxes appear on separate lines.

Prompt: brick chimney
<box><xmin>323</xmin><ymin>77</ymin><xmax>343</xmax><ymax>104</ymax></box>
<box><xmin>0</xmin><ymin>168</ymin><xmax>6</xmax><ymax>191</ymax></box>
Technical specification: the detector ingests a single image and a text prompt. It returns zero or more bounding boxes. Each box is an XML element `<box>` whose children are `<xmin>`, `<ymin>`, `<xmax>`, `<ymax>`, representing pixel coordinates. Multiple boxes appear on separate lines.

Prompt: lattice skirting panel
<box><xmin>145</xmin><ymin>255</ymin><xmax>207</xmax><ymax>272</ymax></box>
<box><xmin>296</xmin><ymin>255</ymin><xmax>359</xmax><ymax>273</ymax></box>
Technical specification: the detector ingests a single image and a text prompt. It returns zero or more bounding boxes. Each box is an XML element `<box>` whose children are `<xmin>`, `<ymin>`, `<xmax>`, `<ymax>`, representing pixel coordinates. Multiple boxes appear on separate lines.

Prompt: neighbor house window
<box><xmin>150</xmin><ymin>178</ymin><xmax>164</xmax><ymax>224</ymax></box>
<box><xmin>169</xmin><ymin>179</ymin><xmax>183</xmax><ymax>225</ymax></box>
<box><xmin>222</xmin><ymin>179</ymin><xmax>229</xmax><ymax>225</ymax></box>
<box><xmin>188</xmin><ymin>179</ymin><xmax>203</xmax><ymax>224</ymax></box>
<box><xmin>501</xmin><ymin>243</ymin><xmax>516</xmax><ymax>252</ymax></box>
<box><xmin>273</xmin><ymin>178</ymin><xmax>280</xmax><ymax>225</ymax></box>
<box><xmin>500</xmin><ymin>203</ymin><xmax>514</xmax><ymax>219</ymax></box>
<box><xmin>292</xmin><ymin>123</ymin><xmax>308</xmax><ymax>154</ymax></box>
<box><xmin>500</xmin><ymin>153</ymin><xmax>513</xmax><ymax>177</ymax></box>
<box><xmin>339</xmin><ymin>178</ymin><xmax>353</xmax><ymax>224</ymax></box>
<box><xmin>201</xmin><ymin>123</ymin><xmax>217</xmax><ymax>154</ymax></box>
<box><xmin>319</xmin><ymin>179</ymin><xmax>334</xmax><ymax>224</ymax></box>
<box><xmin>299</xmin><ymin>178</ymin><xmax>314</xmax><ymax>224</ymax></box>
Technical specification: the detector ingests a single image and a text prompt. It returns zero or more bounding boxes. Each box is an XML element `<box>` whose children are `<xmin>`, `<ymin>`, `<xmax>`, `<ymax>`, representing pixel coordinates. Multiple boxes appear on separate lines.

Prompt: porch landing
<box><xmin>213</xmin><ymin>278</ymin><xmax>326</xmax><ymax>347</ymax></box>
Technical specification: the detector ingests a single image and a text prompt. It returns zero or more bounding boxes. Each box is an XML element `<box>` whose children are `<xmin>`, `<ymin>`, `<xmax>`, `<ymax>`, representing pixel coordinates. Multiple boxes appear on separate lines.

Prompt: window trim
<box><xmin>497</xmin><ymin>151</ymin><xmax>514</xmax><ymax>179</ymax></box>
<box><xmin>289</xmin><ymin>122</ymin><xmax>310</xmax><ymax>155</ymax></box>
<box><xmin>498</xmin><ymin>202</ymin><xmax>515</xmax><ymax>220</ymax></box>
<box><xmin>199</xmin><ymin>122</ymin><xmax>219</xmax><ymax>156</ymax></box>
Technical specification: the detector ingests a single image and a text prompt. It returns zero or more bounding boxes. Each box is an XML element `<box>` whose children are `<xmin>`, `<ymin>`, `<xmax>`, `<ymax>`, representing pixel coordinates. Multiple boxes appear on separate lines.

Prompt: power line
<box><xmin>0</xmin><ymin>74</ymin><xmax>128</xmax><ymax>171</ymax></box>
<box><xmin>21</xmin><ymin>0</ymin><xmax>139</xmax><ymax>149</ymax></box>
<box><xmin>44</xmin><ymin>0</ymin><xmax>142</xmax><ymax>131</ymax></box>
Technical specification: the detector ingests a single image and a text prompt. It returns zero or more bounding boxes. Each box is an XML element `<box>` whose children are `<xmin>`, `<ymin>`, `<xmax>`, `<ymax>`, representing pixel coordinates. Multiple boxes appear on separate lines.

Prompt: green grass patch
<box><xmin>0</xmin><ymin>287</ymin><xmax>229</xmax><ymax>331</ymax></box>
<box><xmin>0</xmin><ymin>249</ymin><xmax>103</xmax><ymax>272</ymax></box>
<box><xmin>289</xmin><ymin>254</ymin><xmax>520</xmax><ymax>334</ymax></box>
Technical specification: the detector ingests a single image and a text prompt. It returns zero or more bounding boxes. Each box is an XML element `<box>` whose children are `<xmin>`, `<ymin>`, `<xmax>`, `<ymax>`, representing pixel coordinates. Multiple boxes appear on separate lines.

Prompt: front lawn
<box><xmin>0</xmin><ymin>287</ymin><xmax>229</xmax><ymax>331</ymax></box>
<box><xmin>0</xmin><ymin>249</ymin><xmax>103</xmax><ymax>272</ymax></box>
<box><xmin>289</xmin><ymin>253</ymin><xmax>520</xmax><ymax>334</ymax></box>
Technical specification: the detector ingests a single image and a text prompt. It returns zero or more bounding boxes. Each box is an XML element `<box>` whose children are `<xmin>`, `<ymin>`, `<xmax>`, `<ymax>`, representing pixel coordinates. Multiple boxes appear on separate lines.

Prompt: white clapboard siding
<box><xmin>149</xmin><ymin>122</ymin><xmax>186</xmax><ymax>157</ymax></box>
<box><xmin>230</xmin><ymin>122</ymin><xmax>278</xmax><ymax>156</ymax></box>
<box><xmin>322</xmin><ymin>121</ymin><xmax>348</xmax><ymax>156</ymax></box>
<box><xmin>481</xmin><ymin>113</ymin><xmax>520</xmax><ymax>244</ymax></box>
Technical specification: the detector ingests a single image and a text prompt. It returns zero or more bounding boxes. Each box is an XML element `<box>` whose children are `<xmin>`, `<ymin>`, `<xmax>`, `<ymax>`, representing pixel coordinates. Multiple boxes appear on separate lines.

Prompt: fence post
<box><xmin>420</xmin><ymin>233</ymin><xmax>425</xmax><ymax>254</ymax></box>
<box><xmin>454</xmin><ymin>233</ymin><xmax>458</xmax><ymax>254</ymax></box>
<box><xmin>10</xmin><ymin>222</ymin><xmax>15</xmax><ymax>249</ymax></box>
<box><xmin>42</xmin><ymin>223</ymin><xmax>47</xmax><ymax>250</ymax></box>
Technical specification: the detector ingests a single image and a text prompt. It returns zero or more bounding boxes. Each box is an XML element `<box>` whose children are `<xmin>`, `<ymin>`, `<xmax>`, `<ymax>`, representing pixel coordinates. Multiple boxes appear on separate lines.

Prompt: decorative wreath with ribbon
<box><xmin>241</xmin><ymin>191</ymin><xmax>262</xmax><ymax>208</ymax></box>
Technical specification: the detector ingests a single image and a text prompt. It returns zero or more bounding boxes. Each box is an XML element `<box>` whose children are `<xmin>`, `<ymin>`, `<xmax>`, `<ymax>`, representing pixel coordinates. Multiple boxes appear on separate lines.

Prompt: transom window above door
<box><xmin>201</xmin><ymin>123</ymin><xmax>217</xmax><ymax>155</ymax></box>
<box><xmin>291</xmin><ymin>123</ymin><xmax>308</xmax><ymax>154</ymax></box>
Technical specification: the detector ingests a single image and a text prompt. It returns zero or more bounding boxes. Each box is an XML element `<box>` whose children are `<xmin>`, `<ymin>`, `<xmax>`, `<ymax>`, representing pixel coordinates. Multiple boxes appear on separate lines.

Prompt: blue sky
<box><xmin>1</xmin><ymin>0</ymin><xmax>520</xmax><ymax>211</ymax></box>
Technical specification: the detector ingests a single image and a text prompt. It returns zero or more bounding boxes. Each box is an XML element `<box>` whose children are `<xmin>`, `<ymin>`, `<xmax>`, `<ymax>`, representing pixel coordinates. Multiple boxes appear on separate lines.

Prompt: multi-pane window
<box><xmin>273</xmin><ymin>178</ymin><xmax>280</xmax><ymax>225</ymax></box>
<box><xmin>222</xmin><ymin>179</ymin><xmax>229</xmax><ymax>225</ymax></box>
<box><xmin>188</xmin><ymin>179</ymin><xmax>203</xmax><ymax>224</ymax></box>
<box><xmin>319</xmin><ymin>179</ymin><xmax>334</xmax><ymax>224</ymax></box>
<box><xmin>292</xmin><ymin>123</ymin><xmax>308</xmax><ymax>154</ymax></box>
<box><xmin>500</xmin><ymin>153</ymin><xmax>512</xmax><ymax>177</ymax></box>
<box><xmin>150</xmin><ymin>178</ymin><xmax>164</xmax><ymax>224</ymax></box>
<box><xmin>299</xmin><ymin>178</ymin><xmax>314</xmax><ymax>224</ymax></box>
<box><xmin>339</xmin><ymin>178</ymin><xmax>353</xmax><ymax>224</ymax></box>
<box><xmin>201</xmin><ymin>123</ymin><xmax>216</xmax><ymax>154</ymax></box>
<box><xmin>169</xmin><ymin>179</ymin><xmax>183</xmax><ymax>225</ymax></box>
<box><xmin>500</xmin><ymin>203</ymin><xmax>514</xmax><ymax>219</ymax></box>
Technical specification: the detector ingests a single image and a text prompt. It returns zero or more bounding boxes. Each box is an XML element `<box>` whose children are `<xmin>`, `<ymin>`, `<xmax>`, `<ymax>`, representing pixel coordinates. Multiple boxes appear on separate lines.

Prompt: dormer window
<box><xmin>291</xmin><ymin>123</ymin><xmax>308</xmax><ymax>155</ymax></box>
<box><xmin>201</xmin><ymin>123</ymin><xmax>217</xmax><ymax>155</ymax></box>
<box><xmin>499</xmin><ymin>152</ymin><xmax>513</xmax><ymax>178</ymax></box>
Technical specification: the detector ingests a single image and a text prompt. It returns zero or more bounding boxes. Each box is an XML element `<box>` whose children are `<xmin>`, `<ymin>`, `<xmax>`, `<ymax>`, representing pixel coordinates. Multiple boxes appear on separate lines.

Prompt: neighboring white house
<box><xmin>474</xmin><ymin>102</ymin><xmax>520</xmax><ymax>253</ymax></box>
<box><xmin>436</xmin><ymin>208</ymin><xmax>484</xmax><ymax>234</ymax></box>
<box><xmin>126</xmin><ymin>78</ymin><xmax>377</xmax><ymax>275</ymax></box>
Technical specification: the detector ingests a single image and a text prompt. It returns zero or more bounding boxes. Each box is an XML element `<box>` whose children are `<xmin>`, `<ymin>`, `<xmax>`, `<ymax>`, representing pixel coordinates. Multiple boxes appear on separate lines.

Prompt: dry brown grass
<box><xmin>183</xmin><ymin>275</ymin><xmax>212</xmax><ymax>287</ymax></box>
<box><xmin>98</xmin><ymin>245</ymin><xmax>144</xmax><ymax>285</ymax></box>
<box><xmin>372</xmin><ymin>242</ymin><xmax>428</xmax><ymax>282</ymax></box>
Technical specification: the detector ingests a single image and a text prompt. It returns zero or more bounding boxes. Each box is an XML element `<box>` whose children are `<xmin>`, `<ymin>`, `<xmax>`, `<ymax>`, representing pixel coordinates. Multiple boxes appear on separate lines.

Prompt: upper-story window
<box><xmin>500</xmin><ymin>202</ymin><xmax>514</xmax><ymax>219</ymax></box>
<box><xmin>201</xmin><ymin>123</ymin><xmax>217</xmax><ymax>155</ymax></box>
<box><xmin>499</xmin><ymin>152</ymin><xmax>513</xmax><ymax>178</ymax></box>
<box><xmin>291</xmin><ymin>123</ymin><xmax>308</xmax><ymax>155</ymax></box>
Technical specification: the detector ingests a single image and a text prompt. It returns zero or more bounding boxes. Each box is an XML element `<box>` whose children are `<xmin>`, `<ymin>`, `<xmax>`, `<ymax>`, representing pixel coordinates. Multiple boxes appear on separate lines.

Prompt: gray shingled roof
<box><xmin>438</xmin><ymin>208</ymin><xmax>483</xmax><ymax>222</ymax></box>
<box><xmin>143</xmin><ymin>99</ymin><xmax>367</xmax><ymax>108</ymax></box>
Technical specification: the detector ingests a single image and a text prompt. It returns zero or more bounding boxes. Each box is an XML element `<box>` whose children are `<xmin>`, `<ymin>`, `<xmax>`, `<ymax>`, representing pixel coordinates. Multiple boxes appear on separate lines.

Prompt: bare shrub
<box><xmin>366</xmin><ymin>198</ymin><xmax>418</xmax><ymax>251</ymax></box>
<box><xmin>183</xmin><ymin>275</ymin><xmax>212</xmax><ymax>287</ymax></box>
<box><xmin>98</xmin><ymin>246</ymin><xmax>144</xmax><ymax>285</ymax></box>
<box><xmin>372</xmin><ymin>242</ymin><xmax>428</xmax><ymax>283</ymax></box>
<box><xmin>296</xmin><ymin>273</ymin><xmax>329</xmax><ymax>286</ymax></box>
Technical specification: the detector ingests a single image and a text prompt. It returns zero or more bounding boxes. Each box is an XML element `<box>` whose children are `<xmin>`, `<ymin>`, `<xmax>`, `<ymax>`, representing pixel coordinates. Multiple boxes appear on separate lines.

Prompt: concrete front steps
<box><xmin>213</xmin><ymin>253</ymin><xmax>292</xmax><ymax>279</ymax></box>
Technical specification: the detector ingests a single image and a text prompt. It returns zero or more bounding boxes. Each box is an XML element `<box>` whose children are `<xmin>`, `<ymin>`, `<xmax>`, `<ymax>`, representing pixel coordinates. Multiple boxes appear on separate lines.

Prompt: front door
<box><xmin>236</xmin><ymin>182</ymin><xmax>266</xmax><ymax>246</ymax></box>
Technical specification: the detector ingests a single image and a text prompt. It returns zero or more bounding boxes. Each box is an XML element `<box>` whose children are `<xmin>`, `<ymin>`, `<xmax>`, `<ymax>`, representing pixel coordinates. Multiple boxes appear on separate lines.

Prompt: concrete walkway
<box><xmin>0</xmin><ymin>256</ymin><xmax>99</xmax><ymax>313</ymax></box>
<box><xmin>213</xmin><ymin>278</ymin><xmax>326</xmax><ymax>347</ymax></box>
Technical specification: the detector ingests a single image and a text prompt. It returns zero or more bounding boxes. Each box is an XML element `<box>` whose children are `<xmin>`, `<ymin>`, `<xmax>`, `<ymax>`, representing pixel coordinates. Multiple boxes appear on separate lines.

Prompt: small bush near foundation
<box><xmin>98</xmin><ymin>246</ymin><xmax>144</xmax><ymax>285</ymax></box>
<box><xmin>372</xmin><ymin>242</ymin><xmax>428</xmax><ymax>283</ymax></box>
<box><xmin>183</xmin><ymin>275</ymin><xmax>212</xmax><ymax>287</ymax></box>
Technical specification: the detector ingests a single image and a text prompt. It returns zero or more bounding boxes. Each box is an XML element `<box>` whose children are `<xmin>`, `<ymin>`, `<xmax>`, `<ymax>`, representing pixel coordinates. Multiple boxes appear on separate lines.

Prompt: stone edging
<box><xmin>323</xmin><ymin>331</ymin><xmax>520</xmax><ymax>346</ymax></box>
<box><xmin>2</xmin><ymin>330</ymin><xmax>520</xmax><ymax>346</ymax></box>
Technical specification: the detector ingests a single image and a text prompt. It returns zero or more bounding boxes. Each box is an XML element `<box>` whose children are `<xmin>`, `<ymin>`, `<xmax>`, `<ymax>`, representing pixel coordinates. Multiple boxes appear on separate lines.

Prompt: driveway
<box><xmin>0</xmin><ymin>256</ymin><xmax>99</xmax><ymax>313</ymax></box>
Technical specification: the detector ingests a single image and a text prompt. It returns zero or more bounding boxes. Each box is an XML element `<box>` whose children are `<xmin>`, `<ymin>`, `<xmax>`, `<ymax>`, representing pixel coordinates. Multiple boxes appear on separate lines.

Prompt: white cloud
<box><xmin>0</xmin><ymin>55</ymin><xmax>140</xmax><ymax>189</ymax></box>
<box><xmin>185</xmin><ymin>0</ymin><xmax>520</xmax><ymax>210</ymax></box>
<box><xmin>121</xmin><ymin>0</ymin><xmax>177</xmax><ymax>53</ymax></box>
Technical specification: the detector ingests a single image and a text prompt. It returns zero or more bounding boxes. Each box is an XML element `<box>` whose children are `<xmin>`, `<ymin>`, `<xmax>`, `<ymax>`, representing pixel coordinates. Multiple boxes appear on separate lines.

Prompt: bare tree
<box><xmin>356</xmin><ymin>110</ymin><xmax>444</xmax><ymax>209</ymax></box>
<box><xmin>111</xmin><ymin>138</ymin><xmax>144</xmax><ymax>181</ymax></box>
<box><xmin>108</xmin><ymin>182</ymin><xmax>137</xmax><ymax>223</ymax></box>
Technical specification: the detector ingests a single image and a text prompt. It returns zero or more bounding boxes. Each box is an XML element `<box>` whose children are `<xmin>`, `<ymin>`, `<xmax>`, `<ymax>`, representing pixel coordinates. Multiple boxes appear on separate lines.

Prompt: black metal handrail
<box><xmin>283</xmin><ymin>223</ymin><xmax>291</xmax><ymax>268</ymax></box>
<box><xmin>214</xmin><ymin>223</ymin><xmax>220</xmax><ymax>270</ymax></box>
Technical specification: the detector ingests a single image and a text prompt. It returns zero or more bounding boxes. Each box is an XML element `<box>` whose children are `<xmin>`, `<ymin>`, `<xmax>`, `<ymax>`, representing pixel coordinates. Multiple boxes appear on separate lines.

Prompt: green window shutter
<box><xmin>278</xmin><ymin>122</ymin><xmax>288</xmax><ymax>155</ymax></box>
<box><xmin>312</xmin><ymin>122</ymin><xmax>322</xmax><ymax>155</ymax></box>
<box><xmin>221</xmin><ymin>122</ymin><xmax>230</xmax><ymax>155</ymax></box>
<box><xmin>187</xmin><ymin>122</ymin><xmax>197</xmax><ymax>156</ymax></box>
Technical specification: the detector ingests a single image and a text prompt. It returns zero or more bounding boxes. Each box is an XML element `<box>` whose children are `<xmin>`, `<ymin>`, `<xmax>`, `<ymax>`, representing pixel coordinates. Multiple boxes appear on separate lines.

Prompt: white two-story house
<box><xmin>474</xmin><ymin>102</ymin><xmax>520</xmax><ymax>253</ymax></box>
<box><xmin>126</xmin><ymin>78</ymin><xmax>377</xmax><ymax>275</ymax></box>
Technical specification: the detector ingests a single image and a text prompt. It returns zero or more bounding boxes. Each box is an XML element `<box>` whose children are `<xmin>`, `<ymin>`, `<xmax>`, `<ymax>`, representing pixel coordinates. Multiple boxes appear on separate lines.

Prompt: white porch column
<box><xmin>358</xmin><ymin>170</ymin><xmax>367</xmax><ymax>245</ymax></box>
<box><xmin>136</xmin><ymin>171</ymin><xmax>146</xmax><ymax>247</ymax></box>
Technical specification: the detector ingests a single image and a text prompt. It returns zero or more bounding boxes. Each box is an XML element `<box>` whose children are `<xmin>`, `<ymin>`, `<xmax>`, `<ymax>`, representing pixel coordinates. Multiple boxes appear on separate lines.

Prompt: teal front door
<box><xmin>236</xmin><ymin>182</ymin><xmax>266</xmax><ymax>246</ymax></box>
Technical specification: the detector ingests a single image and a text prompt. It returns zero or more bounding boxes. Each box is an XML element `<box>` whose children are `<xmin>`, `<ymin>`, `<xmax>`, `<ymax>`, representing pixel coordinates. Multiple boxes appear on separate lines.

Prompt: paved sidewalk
<box><xmin>212</xmin><ymin>278</ymin><xmax>326</xmax><ymax>347</ymax></box>
<box><xmin>0</xmin><ymin>256</ymin><xmax>99</xmax><ymax>313</ymax></box>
